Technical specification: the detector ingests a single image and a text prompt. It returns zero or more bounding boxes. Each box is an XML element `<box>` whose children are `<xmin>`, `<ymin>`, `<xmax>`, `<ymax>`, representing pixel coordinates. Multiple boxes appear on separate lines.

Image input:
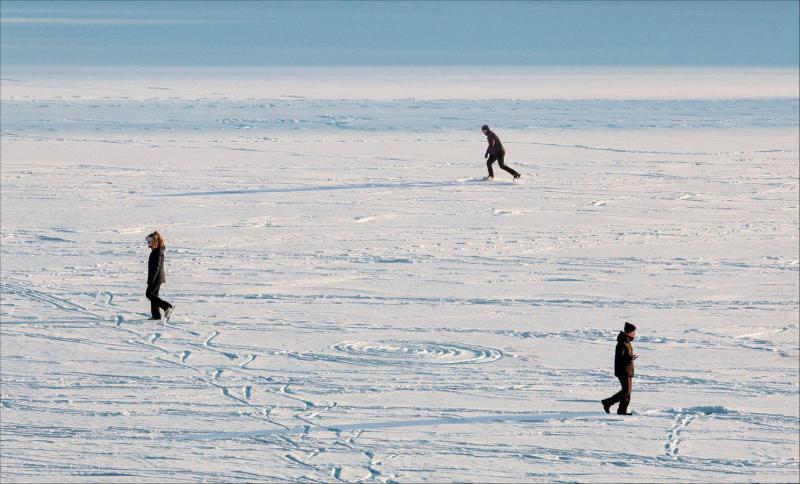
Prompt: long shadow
<box><xmin>160</xmin><ymin>179</ymin><xmax>490</xmax><ymax>197</ymax></box>
<box><xmin>174</xmin><ymin>411</ymin><xmax>608</xmax><ymax>441</ymax></box>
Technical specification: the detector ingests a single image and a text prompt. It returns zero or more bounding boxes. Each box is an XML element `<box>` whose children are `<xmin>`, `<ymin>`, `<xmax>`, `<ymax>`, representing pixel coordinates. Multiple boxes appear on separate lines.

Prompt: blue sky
<box><xmin>1</xmin><ymin>1</ymin><xmax>798</xmax><ymax>66</ymax></box>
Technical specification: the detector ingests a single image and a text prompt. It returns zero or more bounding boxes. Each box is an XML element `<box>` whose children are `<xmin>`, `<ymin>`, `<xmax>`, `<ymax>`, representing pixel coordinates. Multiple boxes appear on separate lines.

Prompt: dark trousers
<box><xmin>604</xmin><ymin>375</ymin><xmax>632</xmax><ymax>414</ymax></box>
<box><xmin>146</xmin><ymin>282</ymin><xmax>171</xmax><ymax>319</ymax></box>
<box><xmin>486</xmin><ymin>152</ymin><xmax>519</xmax><ymax>178</ymax></box>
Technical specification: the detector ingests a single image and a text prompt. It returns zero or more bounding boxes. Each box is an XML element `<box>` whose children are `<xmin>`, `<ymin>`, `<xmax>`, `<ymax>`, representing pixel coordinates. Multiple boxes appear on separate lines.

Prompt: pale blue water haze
<box><xmin>2</xmin><ymin>98</ymin><xmax>798</xmax><ymax>136</ymax></box>
<box><xmin>1</xmin><ymin>0</ymin><xmax>798</xmax><ymax>67</ymax></box>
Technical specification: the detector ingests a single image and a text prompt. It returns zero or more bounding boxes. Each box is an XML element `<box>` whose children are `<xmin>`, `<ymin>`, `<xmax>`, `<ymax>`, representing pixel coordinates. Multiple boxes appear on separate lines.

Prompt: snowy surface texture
<box><xmin>1</xmin><ymin>70</ymin><xmax>799</xmax><ymax>482</ymax></box>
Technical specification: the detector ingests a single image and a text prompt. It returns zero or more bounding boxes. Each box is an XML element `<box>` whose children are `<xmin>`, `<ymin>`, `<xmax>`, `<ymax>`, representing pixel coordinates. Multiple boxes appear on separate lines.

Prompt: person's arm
<box><xmin>617</xmin><ymin>342</ymin><xmax>632</xmax><ymax>365</ymax></box>
<box><xmin>625</xmin><ymin>344</ymin><xmax>637</xmax><ymax>363</ymax></box>
<box><xmin>156</xmin><ymin>249</ymin><xmax>164</xmax><ymax>281</ymax></box>
<box><xmin>148</xmin><ymin>251</ymin><xmax>159</xmax><ymax>284</ymax></box>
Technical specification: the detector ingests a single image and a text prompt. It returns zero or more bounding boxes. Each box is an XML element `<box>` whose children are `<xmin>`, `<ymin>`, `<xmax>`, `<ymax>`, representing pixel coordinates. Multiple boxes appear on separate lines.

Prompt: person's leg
<box><xmin>153</xmin><ymin>285</ymin><xmax>171</xmax><ymax>312</ymax></box>
<box><xmin>604</xmin><ymin>377</ymin><xmax>624</xmax><ymax>407</ymax></box>
<box><xmin>157</xmin><ymin>297</ymin><xmax>171</xmax><ymax>312</ymax></box>
<box><xmin>146</xmin><ymin>283</ymin><xmax>162</xmax><ymax>319</ymax></box>
<box><xmin>496</xmin><ymin>153</ymin><xmax>520</xmax><ymax>178</ymax></box>
<box><xmin>486</xmin><ymin>155</ymin><xmax>496</xmax><ymax>178</ymax></box>
<box><xmin>617</xmin><ymin>376</ymin><xmax>632</xmax><ymax>414</ymax></box>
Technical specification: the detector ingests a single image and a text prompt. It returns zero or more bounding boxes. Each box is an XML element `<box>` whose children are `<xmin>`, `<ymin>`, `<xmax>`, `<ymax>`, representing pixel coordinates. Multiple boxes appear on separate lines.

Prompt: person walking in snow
<box><xmin>601</xmin><ymin>322</ymin><xmax>638</xmax><ymax>415</ymax></box>
<box><xmin>482</xmin><ymin>124</ymin><xmax>521</xmax><ymax>181</ymax></box>
<box><xmin>145</xmin><ymin>231</ymin><xmax>174</xmax><ymax>321</ymax></box>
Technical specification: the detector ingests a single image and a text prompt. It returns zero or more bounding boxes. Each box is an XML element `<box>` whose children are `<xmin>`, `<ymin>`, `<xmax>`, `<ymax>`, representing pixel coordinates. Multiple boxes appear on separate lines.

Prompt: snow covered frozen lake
<box><xmin>1</xmin><ymin>68</ymin><xmax>798</xmax><ymax>482</ymax></box>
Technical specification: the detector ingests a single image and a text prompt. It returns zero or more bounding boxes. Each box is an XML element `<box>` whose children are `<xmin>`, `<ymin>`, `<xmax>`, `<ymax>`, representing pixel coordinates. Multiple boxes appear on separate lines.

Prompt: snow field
<box><xmin>1</xmin><ymin>92</ymin><xmax>798</xmax><ymax>482</ymax></box>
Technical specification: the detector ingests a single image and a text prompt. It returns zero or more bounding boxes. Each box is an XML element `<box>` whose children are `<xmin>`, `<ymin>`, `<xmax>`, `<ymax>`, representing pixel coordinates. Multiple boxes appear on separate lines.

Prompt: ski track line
<box><xmin>281</xmin><ymin>340</ymin><xmax>504</xmax><ymax>368</ymax></box>
<box><xmin>283</xmin><ymin>453</ymin><xmax>318</xmax><ymax>471</ymax></box>
<box><xmin>174</xmin><ymin>411</ymin><xmax>605</xmax><ymax>441</ymax></box>
<box><xmin>276</xmin><ymin>383</ymin><xmax>318</xmax><ymax>411</ymax></box>
<box><xmin>153</xmin><ymin>356</ymin><xmax>201</xmax><ymax>373</ymax></box>
<box><xmin>329</xmin><ymin>428</ymin><xmax>395</xmax><ymax>483</ymax></box>
<box><xmin>239</xmin><ymin>353</ymin><xmax>256</xmax><ymax>369</ymax></box>
<box><xmin>124</xmin><ymin>320</ymin><xmax>295</xmax><ymax>429</ymax></box>
<box><xmin>3</xmin><ymin>281</ymin><xmax>93</xmax><ymax>315</ymax></box>
<box><xmin>188</xmin><ymin>341</ymin><xmax>239</xmax><ymax>361</ymax></box>
<box><xmin>205</xmin><ymin>365</ymin><xmax>326</xmax><ymax>423</ymax></box>
<box><xmin>204</xmin><ymin>330</ymin><xmax>220</xmax><ymax>346</ymax></box>
<box><xmin>3</xmin><ymin>282</ymin><xmax>154</xmax><ymax>346</ymax></box>
<box><xmin>10</xmin><ymin>330</ymin><xmax>132</xmax><ymax>351</ymax></box>
<box><xmin>520</xmin><ymin>140</ymin><xmax>763</xmax><ymax>156</ymax></box>
<box><xmin>239</xmin><ymin>291</ymin><xmax>791</xmax><ymax>311</ymax></box>
<box><xmin>140</xmin><ymin>318</ymin><xmax>275</xmax><ymax>411</ymax></box>
<box><xmin>239</xmin><ymin>378</ymin><xmax>340</xmax><ymax>468</ymax></box>
<box><xmin>256</xmin><ymin>408</ymin><xmax>292</xmax><ymax>432</ymax></box>
<box><xmin>218</xmin><ymin>385</ymin><xmax>250</xmax><ymax>406</ymax></box>
<box><xmin>158</xmin><ymin>319</ymin><xmax>201</xmax><ymax>337</ymax></box>
<box><xmin>128</xmin><ymin>338</ymin><xmax>171</xmax><ymax>354</ymax></box>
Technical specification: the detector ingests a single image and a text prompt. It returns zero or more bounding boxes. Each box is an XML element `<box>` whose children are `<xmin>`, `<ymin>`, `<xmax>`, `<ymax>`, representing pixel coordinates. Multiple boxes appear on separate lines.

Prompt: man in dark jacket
<box><xmin>601</xmin><ymin>322</ymin><xmax>638</xmax><ymax>415</ymax></box>
<box><xmin>482</xmin><ymin>124</ymin><xmax>521</xmax><ymax>180</ymax></box>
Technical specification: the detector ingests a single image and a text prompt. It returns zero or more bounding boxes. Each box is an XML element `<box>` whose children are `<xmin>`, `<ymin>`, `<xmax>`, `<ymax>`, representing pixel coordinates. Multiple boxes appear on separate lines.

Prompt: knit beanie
<box><xmin>624</xmin><ymin>322</ymin><xmax>637</xmax><ymax>333</ymax></box>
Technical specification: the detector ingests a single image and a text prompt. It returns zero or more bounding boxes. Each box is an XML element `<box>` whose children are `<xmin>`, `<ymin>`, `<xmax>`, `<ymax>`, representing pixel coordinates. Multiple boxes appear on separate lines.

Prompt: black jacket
<box><xmin>614</xmin><ymin>332</ymin><xmax>635</xmax><ymax>377</ymax></box>
<box><xmin>148</xmin><ymin>247</ymin><xmax>166</xmax><ymax>285</ymax></box>
<box><xmin>484</xmin><ymin>130</ymin><xmax>505</xmax><ymax>156</ymax></box>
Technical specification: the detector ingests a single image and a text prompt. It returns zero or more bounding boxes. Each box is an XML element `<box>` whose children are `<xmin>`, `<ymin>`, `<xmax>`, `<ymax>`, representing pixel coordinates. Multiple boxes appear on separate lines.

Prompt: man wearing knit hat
<box><xmin>601</xmin><ymin>322</ymin><xmax>638</xmax><ymax>415</ymax></box>
<box><xmin>481</xmin><ymin>124</ymin><xmax>521</xmax><ymax>181</ymax></box>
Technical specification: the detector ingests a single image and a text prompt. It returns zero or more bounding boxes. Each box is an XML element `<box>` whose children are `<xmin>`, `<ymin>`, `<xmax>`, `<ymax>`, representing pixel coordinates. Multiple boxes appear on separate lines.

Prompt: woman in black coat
<box><xmin>145</xmin><ymin>231</ymin><xmax>174</xmax><ymax>321</ymax></box>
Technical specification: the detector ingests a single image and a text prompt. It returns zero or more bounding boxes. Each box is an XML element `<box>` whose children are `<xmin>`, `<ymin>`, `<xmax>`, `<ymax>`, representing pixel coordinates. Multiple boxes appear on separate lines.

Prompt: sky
<box><xmin>0</xmin><ymin>1</ymin><xmax>798</xmax><ymax>67</ymax></box>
